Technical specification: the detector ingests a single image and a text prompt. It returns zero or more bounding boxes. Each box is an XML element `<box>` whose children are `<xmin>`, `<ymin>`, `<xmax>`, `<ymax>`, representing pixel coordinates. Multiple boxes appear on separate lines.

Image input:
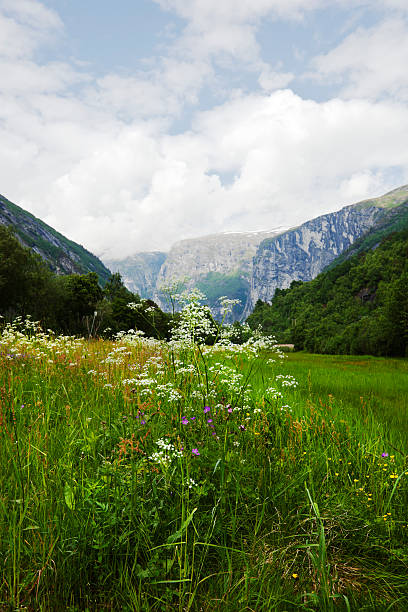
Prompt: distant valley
<box><xmin>2</xmin><ymin>185</ymin><xmax>407</xmax><ymax>326</ymax></box>
<box><xmin>104</xmin><ymin>185</ymin><xmax>408</xmax><ymax>321</ymax></box>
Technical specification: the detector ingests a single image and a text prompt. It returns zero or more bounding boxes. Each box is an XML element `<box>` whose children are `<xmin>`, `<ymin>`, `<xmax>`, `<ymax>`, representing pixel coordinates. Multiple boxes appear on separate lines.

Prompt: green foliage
<box><xmin>0</xmin><ymin>229</ymin><xmax>170</xmax><ymax>338</ymax></box>
<box><xmin>0</xmin><ymin>225</ymin><xmax>56</xmax><ymax>319</ymax></box>
<box><xmin>197</xmin><ymin>271</ymin><xmax>249</xmax><ymax>319</ymax></box>
<box><xmin>247</xmin><ymin>228</ymin><xmax>408</xmax><ymax>356</ymax></box>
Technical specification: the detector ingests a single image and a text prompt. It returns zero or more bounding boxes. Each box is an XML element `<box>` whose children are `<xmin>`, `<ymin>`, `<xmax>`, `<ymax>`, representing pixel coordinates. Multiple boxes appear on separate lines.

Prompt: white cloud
<box><xmin>310</xmin><ymin>18</ymin><xmax>408</xmax><ymax>101</ymax></box>
<box><xmin>259</xmin><ymin>68</ymin><xmax>294</xmax><ymax>92</ymax></box>
<box><xmin>155</xmin><ymin>0</ymin><xmax>326</xmax><ymax>24</ymax></box>
<box><xmin>16</xmin><ymin>90</ymin><xmax>408</xmax><ymax>259</ymax></box>
<box><xmin>0</xmin><ymin>0</ymin><xmax>62</xmax><ymax>59</ymax></box>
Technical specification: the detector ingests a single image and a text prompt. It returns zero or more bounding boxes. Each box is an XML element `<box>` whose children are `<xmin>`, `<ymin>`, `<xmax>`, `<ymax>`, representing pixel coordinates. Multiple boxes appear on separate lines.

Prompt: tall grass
<box><xmin>0</xmin><ymin>320</ymin><xmax>407</xmax><ymax>611</ymax></box>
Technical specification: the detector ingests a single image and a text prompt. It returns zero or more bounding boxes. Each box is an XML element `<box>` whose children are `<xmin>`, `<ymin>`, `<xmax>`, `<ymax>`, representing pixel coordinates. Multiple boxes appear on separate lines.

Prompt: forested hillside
<box><xmin>247</xmin><ymin>227</ymin><xmax>408</xmax><ymax>356</ymax></box>
<box><xmin>0</xmin><ymin>225</ymin><xmax>171</xmax><ymax>338</ymax></box>
<box><xmin>0</xmin><ymin>193</ymin><xmax>111</xmax><ymax>283</ymax></box>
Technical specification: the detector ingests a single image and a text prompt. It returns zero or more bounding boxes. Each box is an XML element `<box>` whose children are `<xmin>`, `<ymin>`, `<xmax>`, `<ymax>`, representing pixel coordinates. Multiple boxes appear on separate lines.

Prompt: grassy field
<box><xmin>267</xmin><ymin>352</ymin><xmax>408</xmax><ymax>446</ymax></box>
<box><xmin>0</xmin><ymin>321</ymin><xmax>407</xmax><ymax>611</ymax></box>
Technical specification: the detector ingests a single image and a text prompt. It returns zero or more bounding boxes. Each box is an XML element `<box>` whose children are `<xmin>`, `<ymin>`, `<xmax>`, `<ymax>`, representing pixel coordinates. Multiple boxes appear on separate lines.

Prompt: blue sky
<box><xmin>0</xmin><ymin>0</ymin><xmax>408</xmax><ymax>258</ymax></box>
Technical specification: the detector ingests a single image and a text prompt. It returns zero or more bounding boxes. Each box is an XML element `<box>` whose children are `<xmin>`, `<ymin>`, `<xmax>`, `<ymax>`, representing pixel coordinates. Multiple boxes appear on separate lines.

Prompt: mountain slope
<box><xmin>247</xmin><ymin>225</ymin><xmax>408</xmax><ymax>356</ymax></box>
<box><xmin>105</xmin><ymin>252</ymin><xmax>166</xmax><ymax>298</ymax></box>
<box><xmin>324</xmin><ymin>200</ymin><xmax>408</xmax><ymax>270</ymax></box>
<box><xmin>245</xmin><ymin>185</ymin><xmax>408</xmax><ymax>317</ymax></box>
<box><xmin>0</xmin><ymin>194</ymin><xmax>111</xmax><ymax>284</ymax></box>
<box><xmin>103</xmin><ymin>185</ymin><xmax>408</xmax><ymax>322</ymax></box>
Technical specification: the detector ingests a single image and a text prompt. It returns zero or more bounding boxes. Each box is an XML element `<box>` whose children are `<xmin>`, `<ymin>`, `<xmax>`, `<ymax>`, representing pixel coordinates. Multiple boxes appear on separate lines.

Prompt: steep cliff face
<box><xmin>105</xmin><ymin>252</ymin><xmax>166</xmax><ymax>298</ymax></box>
<box><xmin>0</xmin><ymin>193</ymin><xmax>111</xmax><ymax>283</ymax></box>
<box><xmin>153</xmin><ymin>230</ymin><xmax>284</xmax><ymax>319</ymax></box>
<box><xmin>244</xmin><ymin>204</ymin><xmax>389</xmax><ymax>317</ymax></box>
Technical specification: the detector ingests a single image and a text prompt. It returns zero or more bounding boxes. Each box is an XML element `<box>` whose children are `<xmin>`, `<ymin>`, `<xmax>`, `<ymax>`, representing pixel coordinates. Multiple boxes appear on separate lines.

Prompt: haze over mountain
<box><xmin>2</xmin><ymin>183</ymin><xmax>407</xmax><ymax>325</ymax></box>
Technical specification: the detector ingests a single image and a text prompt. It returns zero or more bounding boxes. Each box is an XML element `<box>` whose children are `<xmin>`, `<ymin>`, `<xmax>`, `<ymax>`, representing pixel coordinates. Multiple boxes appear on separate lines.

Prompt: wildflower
<box><xmin>239</xmin><ymin>425</ymin><xmax>246</xmax><ymax>431</ymax></box>
<box><xmin>204</xmin><ymin>406</ymin><xmax>211</xmax><ymax>413</ymax></box>
<box><xmin>207</xmin><ymin>419</ymin><xmax>213</xmax><ymax>424</ymax></box>
<box><xmin>228</xmin><ymin>407</ymin><xmax>233</xmax><ymax>413</ymax></box>
<box><xmin>292</xmin><ymin>573</ymin><xmax>299</xmax><ymax>579</ymax></box>
<box><xmin>181</xmin><ymin>417</ymin><xmax>189</xmax><ymax>425</ymax></box>
<box><xmin>382</xmin><ymin>452</ymin><xmax>389</xmax><ymax>458</ymax></box>
<box><xmin>192</xmin><ymin>448</ymin><xmax>200</xmax><ymax>456</ymax></box>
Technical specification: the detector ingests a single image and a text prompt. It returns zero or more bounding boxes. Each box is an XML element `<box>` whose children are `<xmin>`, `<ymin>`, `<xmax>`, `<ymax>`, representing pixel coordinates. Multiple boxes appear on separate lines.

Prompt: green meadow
<box><xmin>267</xmin><ymin>352</ymin><xmax>408</xmax><ymax>447</ymax></box>
<box><xmin>0</xmin><ymin>321</ymin><xmax>407</xmax><ymax>611</ymax></box>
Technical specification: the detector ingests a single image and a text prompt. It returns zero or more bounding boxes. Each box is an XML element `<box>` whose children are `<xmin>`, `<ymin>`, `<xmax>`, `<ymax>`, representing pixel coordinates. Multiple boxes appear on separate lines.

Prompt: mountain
<box><xmin>106</xmin><ymin>230</ymin><xmax>286</xmax><ymax>320</ymax></box>
<box><xmin>246</xmin><ymin>221</ymin><xmax>408</xmax><ymax>356</ymax></box>
<box><xmin>105</xmin><ymin>252</ymin><xmax>166</xmax><ymax>298</ymax></box>
<box><xmin>0</xmin><ymin>193</ymin><xmax>111</xmax><ymax>284</ymax></box>
<box><xmin>154</xmin><ymin>230</ymin><xmax>284</xmax><ymax>320</ymax></box>
<box><xmin>104</xmin><ymin>185</ymin><xmax>408</xmax><ymax>321</ymax></box>
<box><xmin>243</xmin><ymin>185</ymin><xmax>408</xmax><ymax>317</ymax></box>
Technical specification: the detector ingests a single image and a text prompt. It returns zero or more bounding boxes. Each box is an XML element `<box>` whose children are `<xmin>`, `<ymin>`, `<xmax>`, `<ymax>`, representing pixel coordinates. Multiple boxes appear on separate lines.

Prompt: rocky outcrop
<box><xmin>243</xmin><ymin>204</ymin><xmax>387</xmax><ymax>318</ymax></box>
<box><xmin>105</xmin><ymin>252</ymin><xmax>166</xmax><ymax>298</ymax></box>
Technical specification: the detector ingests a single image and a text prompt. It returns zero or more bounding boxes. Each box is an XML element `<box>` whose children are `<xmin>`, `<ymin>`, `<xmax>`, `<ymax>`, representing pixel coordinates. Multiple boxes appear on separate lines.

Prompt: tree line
<box><xmin>0</xmin><ymin>225</ymin><xmax>171</xmax><ymax>338</ymax></box>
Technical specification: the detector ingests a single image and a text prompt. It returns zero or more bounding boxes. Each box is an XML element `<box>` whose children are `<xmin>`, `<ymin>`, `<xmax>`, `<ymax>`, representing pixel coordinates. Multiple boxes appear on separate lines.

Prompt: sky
<box><xmin>1</xmin><ymin>1</ymin><xmax>408</xmax><ymax>260</ymax></box>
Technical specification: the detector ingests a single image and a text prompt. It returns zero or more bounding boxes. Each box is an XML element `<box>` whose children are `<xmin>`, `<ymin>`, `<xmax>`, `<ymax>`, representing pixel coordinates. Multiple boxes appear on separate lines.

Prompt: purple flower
<box><xmin>382</xmin><ymin>452</ymin><xmax>389</xmax><ymax>457</ymax></box>
<box><xmin>228</xmin><ymin>407</ymin><xmax>233</xmax><ymax>413</ymax></box>
<box><xmin>192</xmin><ymin>448</ymin><xmax>200</xmax><ymax>456</ymax></box>
<box><xmin>204</xmin><ymin>406</ymin><xmax>211</xmax><ymax>413</ymax></box>
<box><xmin>207</xmin><ymin>419</ymin><xmax>213</xmax><ymax>423</ymax></box>
<box><xmin>191</xmin><ymin>416</ymin><xmax>196</xmax><ymax>420</ymax></box>
<box><xmin>141</xmin><ymin>420</ymin><xmax>146</xmax><ymax>425</ymax></box>
<box><xmin>240</xmin><ymin>425</ymin><xmax>246</xmax><ymax>431</ymax></box>
<box><xmin>181</xmin><ymin>417</ymin><xmax>189</xmax><ymax>425</ymax></box>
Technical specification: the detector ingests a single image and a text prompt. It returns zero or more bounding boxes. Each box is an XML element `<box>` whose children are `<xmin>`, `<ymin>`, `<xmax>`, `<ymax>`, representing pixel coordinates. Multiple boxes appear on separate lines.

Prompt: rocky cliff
<box><xmin>244</xmin><ymin>185</ymin><xmax>408</xmax><ymax>318</ymax></box>
<box><xmin>154</xmin><ymin>230</ymin><xmax>284</xmax><ymax>320</ymax></box>
<box><xmin>0</xmin><ymin>193</ymin><xmax>111</xmax><ymax>283</ymax></box>
<box><xmin>105</xmin><ymin>252</ymin><xmax>166</xmax><ymax>298</ymax></box>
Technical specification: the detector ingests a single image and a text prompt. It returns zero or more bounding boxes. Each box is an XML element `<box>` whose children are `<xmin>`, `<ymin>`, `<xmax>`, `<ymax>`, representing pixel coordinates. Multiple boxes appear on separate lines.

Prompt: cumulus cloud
<box><xmin>27</xmin><ymin>90</ymin><xmax>408</xmax><ymax>259</ymax></box>
<box><xmin>310</xmin><ymin>18</ymin><xmax>408</xmax><ymax>101</ymax></box>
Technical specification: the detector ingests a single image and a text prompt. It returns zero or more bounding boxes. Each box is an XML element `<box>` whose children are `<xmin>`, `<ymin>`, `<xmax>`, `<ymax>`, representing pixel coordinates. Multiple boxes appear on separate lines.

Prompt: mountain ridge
<box><xmin>0</xmin><ymin>193</ymin><xmax>111</xmax><ymax>284</ymax></box>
